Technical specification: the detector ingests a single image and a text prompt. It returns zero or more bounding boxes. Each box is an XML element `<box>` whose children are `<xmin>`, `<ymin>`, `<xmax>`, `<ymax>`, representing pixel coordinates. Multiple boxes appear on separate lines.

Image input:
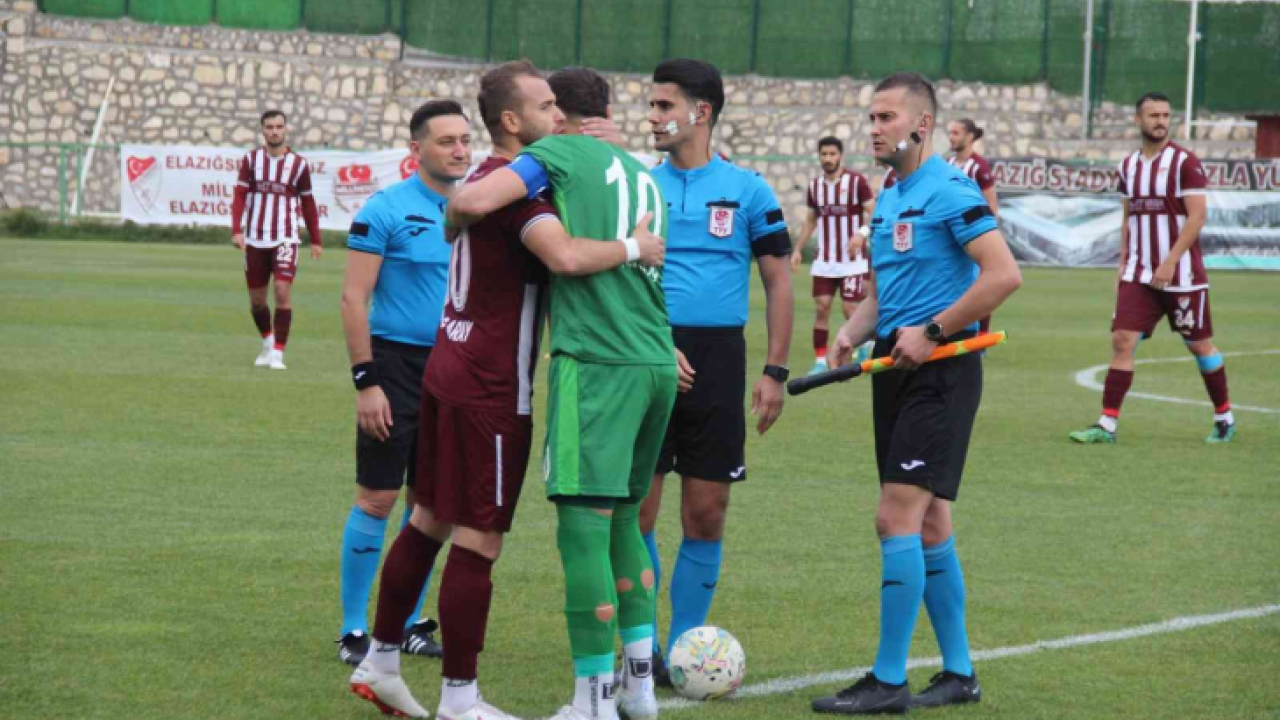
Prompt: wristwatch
<box><xmin>762</xmin><ymin>364</ymin><xmax>790</xmax><ymax>383</ymax></box>
<box><xmin>924</xmin><ymin>321</ymin><xmax>945</xmax><ymax>343</ymax></box>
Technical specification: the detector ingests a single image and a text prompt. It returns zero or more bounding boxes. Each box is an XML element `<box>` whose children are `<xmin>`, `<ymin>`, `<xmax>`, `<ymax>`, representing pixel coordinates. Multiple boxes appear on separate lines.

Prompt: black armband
<box><xmin>751</xmin><ymin>228</ymin><xmax>792</xmax><ymax>258</ymax></box>
<box><xmin>352</xmin><ymin>361</ymin><xmax>380</xmax><ymax>391</ymax></box>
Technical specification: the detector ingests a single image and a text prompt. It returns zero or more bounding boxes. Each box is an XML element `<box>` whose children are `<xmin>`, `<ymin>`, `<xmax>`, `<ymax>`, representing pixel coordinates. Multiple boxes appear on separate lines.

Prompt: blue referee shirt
<box><xmin>345</xmin><ymin>173</ymin><xmax>451</xmax><ymax>347</ymax></box>
<box><xmin>869</xmin><ymin>155</ymin><xmax>999</xmax><ymax>339</ymax></box>
<box><xmin>652</xmin><ymin>156</ymin><xmax>789</xmax><ymax>327</ymax></box>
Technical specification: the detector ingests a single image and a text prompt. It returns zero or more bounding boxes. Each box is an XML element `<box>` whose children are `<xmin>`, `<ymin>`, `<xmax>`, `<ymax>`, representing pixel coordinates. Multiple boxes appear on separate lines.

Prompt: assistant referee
<box><xmin>813</xmin><ymin>72</ymin><xmax>1021</xmax><ymax>716</ymax></box>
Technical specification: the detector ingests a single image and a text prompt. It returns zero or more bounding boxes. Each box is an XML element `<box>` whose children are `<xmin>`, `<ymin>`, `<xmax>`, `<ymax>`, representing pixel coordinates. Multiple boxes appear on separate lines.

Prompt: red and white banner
<box><xmin>120</xmin><ymin>145</ymin><xmax>425</xmax><ymax>229</ymax></box>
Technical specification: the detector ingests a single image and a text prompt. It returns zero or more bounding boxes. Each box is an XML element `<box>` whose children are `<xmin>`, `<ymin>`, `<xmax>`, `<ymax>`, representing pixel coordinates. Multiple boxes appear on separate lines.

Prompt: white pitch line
<box><xmin>657</xmin><ymin>603</ymin><xmax>1280</xmax><ymax>710</ymax></box>
<box><xmin>1072</xmin><ymin>349</ymin><xmax>1280</xmax><ymax>414</ymax></box>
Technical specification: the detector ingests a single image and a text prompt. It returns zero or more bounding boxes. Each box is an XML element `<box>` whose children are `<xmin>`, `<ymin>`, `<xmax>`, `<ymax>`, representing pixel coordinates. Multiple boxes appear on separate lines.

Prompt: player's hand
<box><xmin>632</xmin><ymin>212</ymin><xmax>665</xmax><ymax>267</ymax></box>
<box><xmin>580</xmin><ymin>117</ymin><xmax>626</xmax><ymax>148</ymax></box>
<box><xmin>675</xmin><ymin>348</ymin><xmax>695</xmax><ymax>393</ymax></box>
<box><xmin>1151</xmin><ymin>261</ymin><xmax>1175</xmax><ymax>290</ymax></box>
<box><xmin>829</xmin><ymin>329</ymin><xmax>856</xmax><ymax>370</ymax></box>
<box><xmin>751</xmin><ymin>374</ymin><xmax>784</xmax><ymax>435</ymax></box>
<box><xmin>891</xmin><ymin>325</ymin><xmax>936</xmax><ymax>371</ymax></box>
<box><xmin>232</xmin><ymin>233</ymin><xmax>245</xmax><ymax>250</ymax></box>
<box><xmin>789</xmin><ymin>250</ymin><xmax>802</xmax><ymax>272</ymax></box>
<box><xmin>310</xmin><ymin>244</ymin><xmax>323</xmax><ymax>260</ymax></box>
<box><xmin>846</xmin><ymin>234</ymin><xmax>865</xmax><ymax>257</ymax></box>
<box><xmin>356</xmin><ymin>386</ymin><xmax>394</xmax><ymax>442</ymax></box>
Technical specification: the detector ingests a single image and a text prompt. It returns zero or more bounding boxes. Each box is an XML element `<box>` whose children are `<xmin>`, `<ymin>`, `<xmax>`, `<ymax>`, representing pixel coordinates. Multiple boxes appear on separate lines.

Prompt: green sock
<box><xmin>557</xmin><ymin>503</ymin><xmax>618</xmax><ymax>666</ymax></box>
<box><xmin>610</xmin><ymin>501</ymin><xmax>655</xmax><ymax>633</ymax></box>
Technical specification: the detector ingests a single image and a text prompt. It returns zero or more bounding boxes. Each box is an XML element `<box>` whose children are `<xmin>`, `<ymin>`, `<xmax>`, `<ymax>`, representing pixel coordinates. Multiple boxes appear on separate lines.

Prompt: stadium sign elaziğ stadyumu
<box><xmin>989</xmin><ymin>158</ymin><xmax>1280</xmax><ymax>194</ymax></box>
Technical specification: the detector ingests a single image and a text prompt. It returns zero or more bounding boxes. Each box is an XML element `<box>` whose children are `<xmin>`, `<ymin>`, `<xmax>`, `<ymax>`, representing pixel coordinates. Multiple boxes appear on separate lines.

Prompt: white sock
<box><xmin>441</xmin><ymin>678</ymin><xmax>478</xmax><ymax>712</ymax></box>
<box><xmin>572</xmin><ymin>673</ymin><xmax>617</xmax><ymax>719</ymax></box>
<box><xmin>368</xmin><ymin>638</ymin><xmax>401</xmax><ymax>675</ymax></box>
<box><xmin>1097</xmin><ymin>415</ymin><xmax>1118</xmax><ymax>433</ymax></box>
<box><xmin>263</xmin><ymin>334</ymin><xmax>274</xmax><ymax>346</ymax></box>
<box><xmin>623</xmin><ymin>639</ymin><xmax>654</xmax><ymax>695</ymax></box>
<box><xmin>1215</xmin><ymin>411</ymin><xmax>1234</xmax><ymax>425</ymax></box>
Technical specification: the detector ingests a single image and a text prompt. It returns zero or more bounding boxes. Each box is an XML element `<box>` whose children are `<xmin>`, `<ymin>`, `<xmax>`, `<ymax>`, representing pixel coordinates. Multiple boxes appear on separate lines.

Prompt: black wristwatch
<box><xmin>762</xmin><ymin>364</ymin><xmax>790</xmax><ymax>382</ymax></box>
<box><xmin>924</xmin><ymin>321</ymin><xmax>945</xmax><ymax>343</ymax></box>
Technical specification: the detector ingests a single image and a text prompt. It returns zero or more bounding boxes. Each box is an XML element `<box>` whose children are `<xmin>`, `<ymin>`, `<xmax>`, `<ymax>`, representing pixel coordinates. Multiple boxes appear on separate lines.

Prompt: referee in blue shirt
<box><xmin>335</xmin><ymin>100</ymin><xmax>469</xmax><ymax>666</ymax></box>
<box><xmin>813</xmin><ymin>73</ymin><xmax>1021</xmax><ymax>715</ymax></box>
<box><xmin>642</xmin><ymin>59</ymin><xmax>795</xmax><ymax>676</ymax></box>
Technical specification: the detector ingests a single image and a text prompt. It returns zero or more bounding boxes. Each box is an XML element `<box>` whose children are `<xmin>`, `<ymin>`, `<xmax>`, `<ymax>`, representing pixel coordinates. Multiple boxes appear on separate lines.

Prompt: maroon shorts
<box><xmin>244</xmin><ymin>243</ymin><xmax>300</xmax><ymax>288</ymax></box>
<box><xmin>415</xmin><ymin>391</ymin><xmax>532</xmax><ymax>533</ymax></box>
<box><xmin>812</xmin><ymin>275</ymin><xmax>867</xmax><ymax>303</ymax></box>
<box><xmin>1112</xmin><ymin>281</ymin><xmax>1214</xmax><ymax>341</ymax></box>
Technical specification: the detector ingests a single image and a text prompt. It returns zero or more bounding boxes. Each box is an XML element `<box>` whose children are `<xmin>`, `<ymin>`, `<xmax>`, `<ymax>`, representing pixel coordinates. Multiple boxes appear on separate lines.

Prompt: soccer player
<box><xmin>1069</xmin><ymin>91</ymin><xmax>1234</xmax><ymax>444</ymax></box>
<box><xmin>336</xmin><ymin>100</ymin><xmax>466</xmax><ymax>668</ymax></box>
<box><xmin>447</xmin><ymin>65</ymin><xmax>677</xmax><ymax>720</ymax></box>
<box><xmin>816</xmin><ymin>72</ymin><xmax>1021</xmax><ymax>714</ymax></box>
<box><xmin>230</xmin><ymin>110</ymin><xmax>322</xmax><ymax>370</ymax></box>
<box><xmin>946</xmin><ymin>119</ymin><xmax>999</xmax><ymax>334</ymax></box>
<box><xmin>791</xmin><ymin>136</ymin><xmax>874</xmax><ymax>375</ymax></box>
<box><xmin>643</xmin><ymin>58</ymin><xmax>794</xmax><ymax>680</ymax></box>
<box><xmin>352</xmin><ymin>63</ymin><xmax>667</xmax><ymax>720</ymax></box>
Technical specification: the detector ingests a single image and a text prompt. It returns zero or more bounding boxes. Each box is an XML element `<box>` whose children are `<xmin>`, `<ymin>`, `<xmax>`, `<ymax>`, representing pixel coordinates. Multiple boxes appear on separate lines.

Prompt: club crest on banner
<box><xmin>334</xmin><ymin>164</ymin><xmax>379</xmax><ymax>213</ymax></box>
<box><xmin>126</xmin><ymin>156</ymin><xmax>162</xmax><ymax>214</ymax></box>
<box><xmin>894</xmin><ymin>222</ymin><xmax>913</xmax><ymax>252</ymax></box>
<box><xmin>400</xmin><ymin>155</ymin><xmax>418</xmax><ymax>180</ymax></box>
<box><xmin>709</xmin><ymin>207</ymin><xmax>734</xmax><ymax>238</ymax></box>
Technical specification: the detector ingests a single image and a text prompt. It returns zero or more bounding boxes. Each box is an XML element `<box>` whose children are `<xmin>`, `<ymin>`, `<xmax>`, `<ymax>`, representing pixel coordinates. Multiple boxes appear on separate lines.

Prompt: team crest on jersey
<box><xmin>893</xmin><ymin>222</ymin><xmax>913</xmax><ymax>252</ymax></box>
<box><xmin>1178</xmin><ymin>296</ymin><xmax>1191</xmax><ymax>310</ymax></box>
<box><xmin>334</xmin><ymin>163</ymin><xmax>380</xmax><ymax>214</ymax></box>
<box><xmin>708</xmin><ymin>207</ymin><xmax>735</xmax><ymax>238</ymax></box>
<box><xmin>126</xmin><ymin>156</ymin><xmax>162</xmax><ymax>214</ymax></box>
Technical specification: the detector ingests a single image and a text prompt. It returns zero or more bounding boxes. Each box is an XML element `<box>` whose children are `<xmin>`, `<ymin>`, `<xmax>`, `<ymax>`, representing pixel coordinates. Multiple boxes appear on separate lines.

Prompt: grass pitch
<box><xmin>2</xmin><ymin>238</ymin><xmax>1278</xmax><ymax>719</ymax></box>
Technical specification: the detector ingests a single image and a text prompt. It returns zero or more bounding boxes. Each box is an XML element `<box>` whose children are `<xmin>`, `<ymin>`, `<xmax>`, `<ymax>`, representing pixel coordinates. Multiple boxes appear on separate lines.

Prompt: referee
<box><xmin>335</xmin><ymin>100</ymin><xmax>470</xmax><ymax>666</ymax></box>
<box><xmin>813</xmin><ymin>73</ymin><xmax>1021</xmax><ymax>715</ymax></box>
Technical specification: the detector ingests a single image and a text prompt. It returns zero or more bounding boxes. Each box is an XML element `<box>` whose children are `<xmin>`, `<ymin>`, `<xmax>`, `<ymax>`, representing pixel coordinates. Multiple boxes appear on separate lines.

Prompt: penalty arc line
<box><xmin>1072</xmin><ymin>349</ymin><xmax>1280</xmax><ymax>414</ymax></box>
<box><xmin>657</xmin><ymin>603</ymin><xmax>1280</xmax><ymax>709</ymax></box>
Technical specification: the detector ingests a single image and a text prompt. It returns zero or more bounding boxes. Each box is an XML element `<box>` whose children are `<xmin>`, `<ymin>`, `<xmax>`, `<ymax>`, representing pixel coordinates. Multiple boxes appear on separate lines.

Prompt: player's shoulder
<box><xmin>845</xmin><ymin>168</ymin><xmax>872</xmax><ymax>184</ymax></box>
<box><xmin>467</xmin><ymin>155</ymin><xmax>511</xmax><ymax>183</ymax></box>
<box><xmin>970</xmin><ymin>153</ymin><xmax>991</xmax><ymax>169</ymax></box>
<box><xmin>1166</xmin><ymin>142</ymin><xmax>1202</xmax><ymax>164</ymax></box>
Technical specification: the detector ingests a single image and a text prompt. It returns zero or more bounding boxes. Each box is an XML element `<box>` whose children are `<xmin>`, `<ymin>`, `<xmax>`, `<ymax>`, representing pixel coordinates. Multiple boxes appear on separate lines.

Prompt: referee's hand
<box><xmin>892</xmin><ymin>326</ymin><xmax>936</xmax><ymax>371</ymax></box>
<box><xmin>357</xmin><ymin>386</ymin><xmax>394</xmax><ymax>442</ymax></box>
<box><xmin>751</xmin><ymin>375</ymin><xmax>784</xmax><ymax>435</ymax></box>
<box><xmin>829</xmin><ymin>330</ymin><xmax>856</xmax><ymax>370</ymax></box>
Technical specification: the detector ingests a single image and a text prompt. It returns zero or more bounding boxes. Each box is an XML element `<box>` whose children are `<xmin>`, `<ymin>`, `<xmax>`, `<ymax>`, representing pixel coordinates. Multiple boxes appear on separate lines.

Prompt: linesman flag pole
<box><xmin>787</xmin><ymin>331</ymin><xmax>1009</xmax><ymax>396</ymax></box>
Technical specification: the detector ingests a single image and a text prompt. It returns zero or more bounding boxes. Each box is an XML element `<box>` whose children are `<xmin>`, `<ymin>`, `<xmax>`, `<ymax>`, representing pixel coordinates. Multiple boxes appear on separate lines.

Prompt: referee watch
<box><xmin>762</xmin><ymin>364</ymin><xmax>790</xmax><ymax>383</ymax></box>
<box><xmin>924</xmin><ymin>320</ymin><xmax>946</xmax><ymax>343</ymax></box>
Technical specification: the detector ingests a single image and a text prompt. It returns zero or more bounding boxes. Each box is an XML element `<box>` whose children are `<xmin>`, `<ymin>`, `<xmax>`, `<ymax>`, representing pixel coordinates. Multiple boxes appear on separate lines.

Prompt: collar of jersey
<box><xmin>408</xmin><ymin>171</ymin><xmax>446</xmax><ymax>204</ymax></box>
<box><xmin>894</xmin><ymin>154</ymin><xmax>943</xmax><ymax>193</ymax></box>
<box><xmin>660</xmin><ymin>154</ymin><xmax>725</xmax><ymax>182</ymax></box>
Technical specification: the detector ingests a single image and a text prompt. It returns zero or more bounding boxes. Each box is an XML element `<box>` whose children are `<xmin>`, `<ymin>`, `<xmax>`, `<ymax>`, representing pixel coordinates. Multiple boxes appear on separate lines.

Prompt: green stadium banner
<box><xmin>41</xmin><ymin>0</ymin><xmax>125</xmax><ymax>18</ymax></box>
<box><xmin>129</xmin><ymin>0</ymin><xmax>214</xmax><ymax>26</ymax></box>
<box><xmin>304</xmin><ymin>0</ymin><xmax>394</xmax><ymax>35</ymax></box>
<box><xmin>1200</xmin><ymin>2</ymin><xmax>1280</xmax><ymax>113</ymax></box>
<box><xmin>215</xmin><ymin>0</ymin><xmax>301</xmax><ymax>31</ymax></box>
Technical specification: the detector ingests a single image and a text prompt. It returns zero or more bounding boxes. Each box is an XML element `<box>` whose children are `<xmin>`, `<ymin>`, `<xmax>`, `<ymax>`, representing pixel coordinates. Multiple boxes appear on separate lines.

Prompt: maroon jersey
<box><xmin>424</xmin><ymin>157</ymin><xmax>555</xmax><ymax>415</ymax></box>
<box><xmin>947</xmin><ymin>153</ymin><xmax>994</xmax><ymax>191</ymax></box>
<box><xmin>231</xmin><ymin>147</ymin><xmax>321</xmax><ymax>247</ymax></box>
<box><xmin>882</xmin><ymin>167</ymin><xmax>898</xmax><ymax>190</ymax></box>
<box><xmin>807</xmin><ymin>169</ymin><xmax>873</xmax><ymax>276</ymax></box>
<box><xmin>1117</xmin><ymin>142</ymin><xmax>1209</xmax><ymax>290</ymax></box>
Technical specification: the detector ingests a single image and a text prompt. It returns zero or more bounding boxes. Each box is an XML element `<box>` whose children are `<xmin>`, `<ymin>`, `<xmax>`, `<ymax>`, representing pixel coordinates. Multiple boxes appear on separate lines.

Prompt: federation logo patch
<box><xmin>893</xmin><ymin>222</ymin><xmax>913</xmax><ymax>252</ymax></box>
<box><xmin>126</xmin><ymin>156</ymin><xmax>162</xmax><ymax>214</ymax></box>
<box><xmin>399</xmin><ymin>155</ymin><xmax>418</xmax><ymax>180</ymax></box>
<box><xmin>708</xmin><ymin>207</ymin><xmax>735</xmax><ymax>238</ymax></box>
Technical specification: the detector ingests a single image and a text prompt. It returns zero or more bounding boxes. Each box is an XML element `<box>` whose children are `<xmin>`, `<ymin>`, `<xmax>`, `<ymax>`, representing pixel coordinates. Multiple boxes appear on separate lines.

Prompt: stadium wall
<box><xmin>0</xmin><ymin>2</ymin><xmax>1256</xmax><ymax>223</ymax></box>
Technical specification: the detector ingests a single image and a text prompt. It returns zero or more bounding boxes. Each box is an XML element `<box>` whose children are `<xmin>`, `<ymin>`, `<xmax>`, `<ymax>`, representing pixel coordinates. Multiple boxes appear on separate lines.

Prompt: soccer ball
<box><xmin>667</xmin><ymin>626</ymin><xmax>746</xmax><ymax>700</ymax></box>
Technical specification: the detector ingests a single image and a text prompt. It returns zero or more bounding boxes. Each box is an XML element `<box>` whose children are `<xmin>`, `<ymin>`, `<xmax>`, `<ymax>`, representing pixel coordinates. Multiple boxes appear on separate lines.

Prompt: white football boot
<box><xmin>254</xmin><ymin>335</ymin><xmax>273</xmax><ymax>366</ymax></box>
<box><xmin>437</xmin><ymin>697</ymin><xmax>523</xmax><ymax>720</ymax></box>
<box><xmin>349</xmin><ymin>662</ymin><xmax>429</xmax><ymax>718</ymax></box>
<box><xmin>267</xmin><ymin>348</ymin><xmax>287</xmax><ymax>370</ymax></box>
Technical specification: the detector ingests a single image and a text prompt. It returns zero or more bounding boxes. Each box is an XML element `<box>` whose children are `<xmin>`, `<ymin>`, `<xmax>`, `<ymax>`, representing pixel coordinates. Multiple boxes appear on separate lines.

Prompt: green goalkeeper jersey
<box><xmin>519</xmin><ymin>135</ymin><xmax>674</xmax><ymax>366</ymax></box>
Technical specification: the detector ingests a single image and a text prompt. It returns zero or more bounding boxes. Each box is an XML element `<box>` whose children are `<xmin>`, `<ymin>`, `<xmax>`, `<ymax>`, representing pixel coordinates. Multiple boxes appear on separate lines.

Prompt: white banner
<box><xmin>120</xmin><ymin>145</ymin><xmax>424</xmax><ymax>230</ymax></box>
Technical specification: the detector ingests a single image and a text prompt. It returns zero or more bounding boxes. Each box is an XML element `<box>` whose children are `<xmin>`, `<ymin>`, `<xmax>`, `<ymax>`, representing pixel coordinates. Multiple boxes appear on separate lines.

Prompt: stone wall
<box><xmin>0</xmin><ymin>4</ymin><xmax>1257</xmax><ymax>221</ymax></box>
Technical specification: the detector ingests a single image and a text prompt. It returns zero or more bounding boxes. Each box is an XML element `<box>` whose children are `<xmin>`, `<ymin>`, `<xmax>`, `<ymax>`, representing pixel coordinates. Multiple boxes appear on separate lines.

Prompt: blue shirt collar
<box><xmin>895</xmin><ymin>155</ymin><xmax>944</xmax><ymax>193</ymax></box>
<box><xmin>659</xmin><ymin>154</ymin><xmax>726</xmax><ymax>182</ymax></box>
<box><xmin>409</xmin><ymin>171</ymin><xmax>448</xmax><ymax>205</ymax></box>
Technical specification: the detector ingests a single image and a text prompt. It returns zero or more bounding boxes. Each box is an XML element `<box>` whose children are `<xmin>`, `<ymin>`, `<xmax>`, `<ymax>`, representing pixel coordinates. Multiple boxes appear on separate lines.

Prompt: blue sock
<box><xmin>666</xmin><ymin>537</ymin><xmax>721</xmax><ymax>657</ymax></box>
<box><xmin>923</xmin><ymin>536</ymin><xmax>973</xmax><ymax>676</ymax></box>
<box><xmin>643</xmin><ymin>531</ymin><xmax>662</xmax><ymax>654</ymax></box>
<box><xmin>340</xmin><ymin>506</ymin><xmax>388</xmax><ymax>636</ymax></box>
<box><xmin>872</xmin><ymin>534</ymin><xmax>924</xmax><ymax>685</ymax></box>
<box><xmin>400</xmin><ymin>504</ymin><xmax>433</xmax><ymax>629</ymax></box>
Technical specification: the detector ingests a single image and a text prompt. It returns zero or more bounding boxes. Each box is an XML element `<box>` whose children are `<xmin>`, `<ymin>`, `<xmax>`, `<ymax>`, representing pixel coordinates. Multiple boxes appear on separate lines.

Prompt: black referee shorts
<box><xmin>872</xmin><ymin>331</ymin><xmax>982</xmax><ymax>501</ymax></box>
<box><xmin>656</xmin><ymin>327</ymin><xmax>747</xmax><ymax>482</ymax></box>
<box><xmin>355</xmin><ymin>337</ymin><xmax>431</xmax><ymax>491</ymax></box>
